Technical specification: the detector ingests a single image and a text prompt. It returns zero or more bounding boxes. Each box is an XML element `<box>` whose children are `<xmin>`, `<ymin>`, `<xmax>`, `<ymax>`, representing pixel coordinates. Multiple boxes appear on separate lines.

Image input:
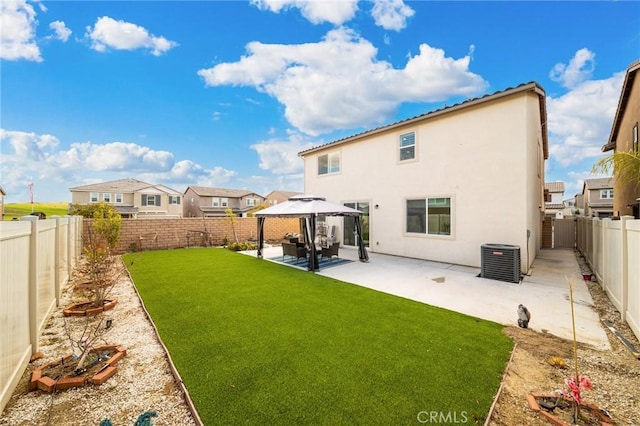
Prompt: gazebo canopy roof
<box><xmin>255</xmin><ymin>194</ymin><xmax>362</xmax><ymax>218</ymax></box>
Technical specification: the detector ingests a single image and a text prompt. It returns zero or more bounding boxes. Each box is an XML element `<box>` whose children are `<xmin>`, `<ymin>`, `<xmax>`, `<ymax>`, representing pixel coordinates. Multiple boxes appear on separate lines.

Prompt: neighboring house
<box><xmin>0</xmin><ymin>185</ymin><xmax>6</xmax><ymax>219</ymax></box>
<box><xmin>264</xmin><ymin>190</ymin><xmax>302</xmax><ymax>206</ymax></box>
<box><xmin>574</xmin><ymin>193</ymin><xmax>585</xmax><ymax>216</ymax></box>
<box><xmin>544</xmin><ymin>181</ymin><xmax>565</xmax><ymax>218</ymax></box>
<box><xmin>69</xmin><ymin>178</ymin><xmax>183</xmax><ymax>218</ymax></box>
<box><xmin>183</xmin><ymin>186</ymin><xmax>265</xmax><ymax>217</ymax></box>
<box><xmin>602</xmin><ymin>59</ymin><xmax>640</xmax><ymax>219</ymax></box>
<box><xmin>581</xmin><ymin>177</ymin><xmax>614</xmax><ymax>218</ymax></box>
<box><xmin>299</xmin><ymin>82</ymin><xmax>548</xmax><ymax>273</ymax></box>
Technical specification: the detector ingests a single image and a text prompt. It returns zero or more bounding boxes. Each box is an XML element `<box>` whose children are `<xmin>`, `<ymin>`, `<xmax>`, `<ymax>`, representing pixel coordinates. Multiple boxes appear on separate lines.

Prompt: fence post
<box><xmin>22</xmin><ymin>216</ymin><xmax>40</xmax><ymax>354</ymax></box>
<box><xmin>54</xmin><ymin>216</ymin><xmax>62</xmax><ymax>306</ymax></box>
<box><xmin>620</xmin><ymin>216</ymin><xmax>631</xmax><ymax>321</ymax></box>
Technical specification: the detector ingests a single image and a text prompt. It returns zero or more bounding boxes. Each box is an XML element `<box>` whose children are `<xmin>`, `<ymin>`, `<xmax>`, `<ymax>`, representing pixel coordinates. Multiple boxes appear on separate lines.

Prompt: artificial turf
<box><xmin>124</xmin><ymin>248</ymin><xmax>513</xmax><ymax>425</ymax></box>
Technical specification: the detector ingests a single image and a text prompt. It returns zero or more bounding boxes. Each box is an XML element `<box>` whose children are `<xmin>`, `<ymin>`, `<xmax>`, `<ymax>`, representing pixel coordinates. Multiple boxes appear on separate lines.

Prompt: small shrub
<box><xmin>226</xmin><ymin>241</ymin><xmax>258</xmax><ymax>252</ymax></box>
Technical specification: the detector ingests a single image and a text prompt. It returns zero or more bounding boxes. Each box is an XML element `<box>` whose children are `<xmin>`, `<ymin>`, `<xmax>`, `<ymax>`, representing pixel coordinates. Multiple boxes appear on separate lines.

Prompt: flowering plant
<box><xmin>558</xmin><ymin>375</ymin><xmax>593</xmax><ymax>405</ymax></box>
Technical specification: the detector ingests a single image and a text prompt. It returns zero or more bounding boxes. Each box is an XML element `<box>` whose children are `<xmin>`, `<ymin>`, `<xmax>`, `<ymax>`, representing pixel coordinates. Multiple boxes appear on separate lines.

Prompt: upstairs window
<box><xmin>142</xmin><ymin>194</ymin><xmax>161</xmax><ymax>206</ymax></box>
<box><xmin>169</xmin><ymin>195</ymin><xmax>181</xmax><ymax>205</ymax></box>
<box><xmin>399</xmin><ymin>132</ymin><xmax>416</xmax><ymax>161</ymax></box>
<box><xmin>102</xmin><ymin>193</ymin><xmax>111</xmax><ymax>202</ymax></box>
<box><xmin>212</xmin><ymin>197</ymin><xmax>220</xmax><ymax>207</ymax></box>
<box><xmin>318</xmin><ymin>152</ymin><xmax>340</xmax><ymax>175</ymax></box>
<box><xmin>115</xmin><ymin>193</ymin><xmax>123</xmax><ymax>203</ymax></box>
<box><xmin>221</xmin><ymin>198</ymin><xmax>228</xmax><ymax>207</ymax></box>
<box><xmin>90</xmin><ymin>192</ymin><xmax>99</xmax><ymax>203</ymax></box>
<box><xmin>600</xmin><ymin>189</ymin><xmax>614</xmax><ymax>199</ymax></box>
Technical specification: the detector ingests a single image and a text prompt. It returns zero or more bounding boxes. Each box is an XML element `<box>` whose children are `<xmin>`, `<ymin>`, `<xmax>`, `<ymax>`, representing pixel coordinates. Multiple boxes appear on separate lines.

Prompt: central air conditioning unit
<box><xmin>481</xmin><ymin>244</ymin><xmax>521</xmax><ymax>283</ymax></box>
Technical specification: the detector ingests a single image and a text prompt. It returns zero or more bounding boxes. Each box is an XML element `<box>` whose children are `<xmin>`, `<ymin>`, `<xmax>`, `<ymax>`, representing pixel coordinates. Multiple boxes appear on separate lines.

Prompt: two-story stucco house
<box><xmin>69</xmin><ymin>178</ymin><xmax>183</xmax><ymax>218</ymax></box>
<box><xmin>544</xmin><ymin>181</ymin><xmax>565</xmax><ymax>218</ymax></box>
<box><xmin>602</xmin><ymin>59</ymin><xmax>640</xmax><ymax>219</ymax></box>
<box><xmin>581</xmin><ymin>177</ymin><xmax>614</xmax><ymax>218</ymax></box>
<box><xmin>299</xmin><ymin>82</ymin><xmax>548</xmax><ymax>273</ymax></box>
<box><xmin>183</xmin><ymin>186</ymin><xmax>265</xmax><ymax>217</ymax></box>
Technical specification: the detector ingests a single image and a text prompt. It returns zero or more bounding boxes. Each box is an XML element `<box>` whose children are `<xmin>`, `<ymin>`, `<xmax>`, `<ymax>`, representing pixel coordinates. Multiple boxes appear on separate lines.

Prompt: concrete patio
<box><xmin>250</xmin><ymin>246</ymin><xmax>610</xmax><ymax>350</ymax></box>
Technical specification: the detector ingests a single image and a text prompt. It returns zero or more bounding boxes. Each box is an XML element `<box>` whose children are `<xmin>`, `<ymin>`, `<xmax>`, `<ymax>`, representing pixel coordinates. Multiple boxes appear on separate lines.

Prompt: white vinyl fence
<box><xmin>577</xmin><ymin>216</ymin><xmax>640</xmax><ymax>341</ymax></box>
<box><xmin>0</xmin><ymin>216</ymin><xmax>82</xmax><ymax>414</ymax></box>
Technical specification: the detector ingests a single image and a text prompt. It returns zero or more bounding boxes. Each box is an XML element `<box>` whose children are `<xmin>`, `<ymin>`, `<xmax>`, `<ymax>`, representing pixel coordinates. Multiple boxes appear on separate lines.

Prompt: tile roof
<box><xmin>187</xmin><ymin>186</ymin><xmax>263</xmax><ymax>198</ymax></box>
<box><xmin>69</xmin><ymin>178</ymin><xmax>153</xmax><ymax>192</ymax></box>
<box><xmin>544</xmin><ymin>181</ymin><xmax>565</xmax><ymax>193</ymax></box>
<box><xmin>584</xmin><ymin>177</ymin><xmax>613</xmax><ymax>190</ymax></box>
<box><xmin>298</xmin><ymin>81</ymin><xmax>548</xmax><ymax>159</ymax></box>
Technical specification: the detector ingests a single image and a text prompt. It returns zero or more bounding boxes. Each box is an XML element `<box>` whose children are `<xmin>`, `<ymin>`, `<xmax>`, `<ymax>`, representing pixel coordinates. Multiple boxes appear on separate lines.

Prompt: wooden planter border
<box><xmin>63</xmin><ymin>299</ymin><xmax>118</xmax><ymax>317</ymax></box>
<box><xmin>527</xmin><ymin>392</ymin><xmax>615</xmax><ymax>426</ymax></box>
<box><xmin>30</xmin><ymin>345</ymin><xmax>127</xmax><ymax>393</ymax></box>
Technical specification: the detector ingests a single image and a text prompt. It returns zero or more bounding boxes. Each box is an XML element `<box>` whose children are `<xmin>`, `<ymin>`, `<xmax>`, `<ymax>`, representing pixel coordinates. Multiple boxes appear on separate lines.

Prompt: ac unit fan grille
<box><xmin>481</xmin><ymin>244</ymin><xmax>521</xmax><ymax>283</ymax></box>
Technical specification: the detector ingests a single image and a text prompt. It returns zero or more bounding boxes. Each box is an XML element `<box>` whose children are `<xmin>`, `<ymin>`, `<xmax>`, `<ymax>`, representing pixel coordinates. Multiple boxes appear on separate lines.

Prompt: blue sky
<box><xmin>1</xmin><ymin>0</ymin><xmax>638</xmax><ymax>203</ymax></box>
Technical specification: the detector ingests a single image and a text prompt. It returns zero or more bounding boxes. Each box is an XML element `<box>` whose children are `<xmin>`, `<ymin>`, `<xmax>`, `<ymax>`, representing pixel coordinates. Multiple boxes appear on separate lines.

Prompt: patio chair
<box><xmin>320</xmin><ymin>242</ymin><xmax>340</xmax><ymax>262</ymax></box>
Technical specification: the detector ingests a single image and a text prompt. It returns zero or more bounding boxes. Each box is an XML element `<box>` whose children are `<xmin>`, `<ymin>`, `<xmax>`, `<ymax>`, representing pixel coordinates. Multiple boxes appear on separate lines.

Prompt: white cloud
<box><xmin>85</xmin><ymin>16</ymin><xmax>178</xmax><ymax>56</ymax></box>
<box><xmin>0</xmin><ymin>0</ymin><xmax>42</xmax><ymax>61</ymax></box>
<box><xmin>550</xmin><ymin>48</ymin><xmax>596</xmax><ymax>89</ymax></box>
<box><xmin>371</xmin><ymin>0</ymin><xmax>414</xmax><ymax>31</ymax></box>
<box><xmin>49</xmin><ymin>20</ymin><xmax>71</xmax><ymax>42</ymax></box>
<box><xmin>547</xmin><ymin>71</ymin><xmax>624</xmax><ymax>167</ymax></box>
<box><xmin>198</xmin><ymin>28</ymin><xmax>487</xmax><ymax>135</ymax></box>
<box><xmin>250</xmin><ymin>131</ymin><xmax>315</xmax><ymax>175</ymax></box>
<box><xmin>0</xmin><ymin>128</ymin><xmax>243</xmax><ymax>201</ymax></box>
<box><xmin>0</xmin><ymin>129</ymin><xmax>59</xmax><ymax>160</ymax></box>
<box><xmin>250</xmin><ymin>0</ymin><xmax>358</xmax><ymax>25</ymax></box>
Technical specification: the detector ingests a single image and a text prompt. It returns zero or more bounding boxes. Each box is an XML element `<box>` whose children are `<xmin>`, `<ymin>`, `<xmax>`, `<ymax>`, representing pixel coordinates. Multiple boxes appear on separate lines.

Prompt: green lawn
<box><xmin>3</xmin><ymin>202</ymin><xmax>69</xmax><ymax>220</ymax></box>
<box><xmin>124</xmin><ymin>248</ymin><xmax>513</xmax><ymax>425</ymax></box>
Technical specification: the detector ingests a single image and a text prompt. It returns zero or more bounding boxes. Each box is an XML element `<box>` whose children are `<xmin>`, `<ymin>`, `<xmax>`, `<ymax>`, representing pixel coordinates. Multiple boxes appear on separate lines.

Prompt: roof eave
<box><xmin>602</xmin><ymin>59</ymin><xmax>640</xmax><ymax>152</ymax></box>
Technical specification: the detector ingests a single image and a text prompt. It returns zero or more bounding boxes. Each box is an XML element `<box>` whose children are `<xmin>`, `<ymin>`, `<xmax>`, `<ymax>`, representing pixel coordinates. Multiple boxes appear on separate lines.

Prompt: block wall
<box><xmin>83</xmin><ymin>217</ymin><xmax>300</xmax><ymax>253</ymax></box>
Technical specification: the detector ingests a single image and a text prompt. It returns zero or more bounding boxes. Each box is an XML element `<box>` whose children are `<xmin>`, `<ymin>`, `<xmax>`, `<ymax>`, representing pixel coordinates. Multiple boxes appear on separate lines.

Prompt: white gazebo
<box><xmin>255</xmin><ymin>194</ymin><xmax>368</xmax><ymax>271</ymax></box>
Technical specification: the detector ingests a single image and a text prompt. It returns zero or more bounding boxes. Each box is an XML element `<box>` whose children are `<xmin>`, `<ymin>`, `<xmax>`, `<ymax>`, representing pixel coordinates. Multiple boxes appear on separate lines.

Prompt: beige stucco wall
<box><xmin>302</xmin><ymin>92</ymin><xmax>544</xmax><ymax>272</ymax></box>
<box><xmin>613</xmin><ymin>73</ymin><xmax>640</xmax><ymax>217</ymax></box>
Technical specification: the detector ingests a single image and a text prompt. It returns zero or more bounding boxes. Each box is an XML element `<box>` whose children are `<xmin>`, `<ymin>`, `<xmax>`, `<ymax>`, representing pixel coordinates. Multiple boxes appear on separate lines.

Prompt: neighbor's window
<box><xmin>406</xmin><ymin>197</ymin><xmax>451</xmax><ymax>236</ymax></box>
<box><xmin>142</xmin><ymin>194</ymin><xmax>161</xmax><ymax>206</ymax></box>
<box><xmin>221</xmin><ymin>198</ymin><xmax>228</xmax><ymax>207</ymax></box>
<box><xmin>90</xmin><ymin>192</ymin><xmax>99</xmax><ymax>203</ymax></box>
<box><xmin>318</xmin><ymin>152</ymin><xmax>340</xmax><ymax>175</ymax></box>
<box><xmin>399</xmin><ymin>131</ymin><xmax>416</xmax><ymax>161</ymax></box>
<box><xmin>600</xmin><ymin>189</ymin><xmax>614</xmax><ymax>199</ymax></box>
<box><xmin>115</xmin><ymin>193</ymin><xmax>123</xmax><ymax>203</ymax></box>
<box><xmin>246</xmin><ymin>198</ymin><xmax>255</xmax><ymax>206</ymax></box>
<box><xmin>102</xmin><ymin>193</ymin><xmax>111</xmax><ymax>202</ymax></box>
<box><xmin>169</xmin><ymin>195</ymin><xmax>180</xmax><ymax>205</ymax></box>
<box><xmin>212</xmin><ymin>197</ymin><xmax>220</xmax><ymax>207</ymax></box>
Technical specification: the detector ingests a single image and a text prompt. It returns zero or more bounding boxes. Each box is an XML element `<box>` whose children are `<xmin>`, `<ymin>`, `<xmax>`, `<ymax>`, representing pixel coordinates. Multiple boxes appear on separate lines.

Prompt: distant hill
<box><xmin>3</xmin><ymin>202</ymin><xmax>70</xmax><ymax>220</ymax></box>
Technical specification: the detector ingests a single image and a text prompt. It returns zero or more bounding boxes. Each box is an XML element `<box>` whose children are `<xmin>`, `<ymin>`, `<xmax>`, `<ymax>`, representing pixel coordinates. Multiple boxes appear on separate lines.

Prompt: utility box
<box><xmin>481</xmin><ymin>244</ymin><xmax>521</xmax><ymax>283</ymax></box>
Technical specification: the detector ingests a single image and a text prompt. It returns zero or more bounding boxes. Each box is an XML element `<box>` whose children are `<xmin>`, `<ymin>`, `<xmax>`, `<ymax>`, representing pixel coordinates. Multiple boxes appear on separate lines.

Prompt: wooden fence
<box><xmin>0</xmin><ymin>216</ymin><xmax>83</xmax><ymax>413</ymax></box>
<box><xmin>577</xmin><ymin>216</ymin><xmax>640</xmax><ymax>341</ymax></box>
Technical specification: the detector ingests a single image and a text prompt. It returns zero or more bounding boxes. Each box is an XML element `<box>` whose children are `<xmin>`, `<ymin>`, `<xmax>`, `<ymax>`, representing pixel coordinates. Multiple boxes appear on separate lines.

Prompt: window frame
<box><xmin>115</xmin><ymin>193</ymin><xmax>123</xmax><ymax>203</ymax></box>
<box><xmin>600</xmin><ymin>189</ymin><xmax>614</xmax><ymax>199</ymax></box>
<box><xmin>212</xmin><ymin>197</ymin><xmax>220</xmax><ymax>207</ymax></box>
<box><xmin>169</xmin><ymin>195</ymin><xmax>180</xmax><ymax>205</ymax></box>
<box><xmin>405</xmin><ymin>196</ymin><xmax>453</xmax><ymax>237</ymax></box>
<box><xmin>90</xmin><ymin>192</ymin><xmax>99</xmax><ymax>203</ymax></box>
<box><xmin>221</xmin><ymin>198</ymin><xmax>229</xmax><ymax>207</ymax></box>
<box><xmin>102</xmin><ymin>193</ymin><xmax>111</xmax><ymax>202</ymax></box>
<box><xmin>141</xmin><ymin>194</ymin><xmax>161</xmax><ymax>206</ymax></box>
<box><xmin>318</xmin><ymin>151</ymin><xmax>341</xmax><ymax>175</ymax></box>
<box><xmin>398</xmin><ymin>131</ymin><xmax>417</xmax><ymax>162</ymax></box>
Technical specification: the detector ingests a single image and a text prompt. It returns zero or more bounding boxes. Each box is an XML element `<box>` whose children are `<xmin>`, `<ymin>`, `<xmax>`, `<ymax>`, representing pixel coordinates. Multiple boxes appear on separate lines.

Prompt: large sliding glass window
<box><xmin>318</xmin><ymin>152</ymin><xmax>340</xmax><ymax>175</ymax></box>
<box><xmin>406</xmin><ymin>197</ymin><xmax>451</xmax><ymax>236</ymax></box>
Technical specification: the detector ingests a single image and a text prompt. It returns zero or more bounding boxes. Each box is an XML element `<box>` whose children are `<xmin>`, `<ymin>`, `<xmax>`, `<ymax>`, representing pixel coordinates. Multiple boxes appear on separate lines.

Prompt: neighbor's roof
<box><xmin>69</xmin><ymin>178</ymin><xmax>180</xmax><ymax>195</ymax></box>
<box><xmin>298</xmin><ymin>81</ymin><xmax>548</xmax><ymax>159</ymax></box>
<box><xmin>69</xmin><ymin>178</ymin><xmax>153</xmax><ymax>192</ymax></box>
<box><xmin>544</xmin><ymin>181</ymin><xmax>565</xmax><ymax>193</ymax></box>
<box><xmin>265</xmin><ymin>190</ymin><xmax>301</xmax><ymax>199</ymax></box>
<box><xmin>186</xmin><ymin>186</ymin><xmax>263</xmax><ymax>198</ymax></box>
<box><xmin>584</xmin><ymin>177</ymin><xmax>614</xmax><ymax>190</ymax></box>
<box><xmin>603</xmin><ymin>59</ymin><xmax>640</xmax><ymax>152</ymax></box>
